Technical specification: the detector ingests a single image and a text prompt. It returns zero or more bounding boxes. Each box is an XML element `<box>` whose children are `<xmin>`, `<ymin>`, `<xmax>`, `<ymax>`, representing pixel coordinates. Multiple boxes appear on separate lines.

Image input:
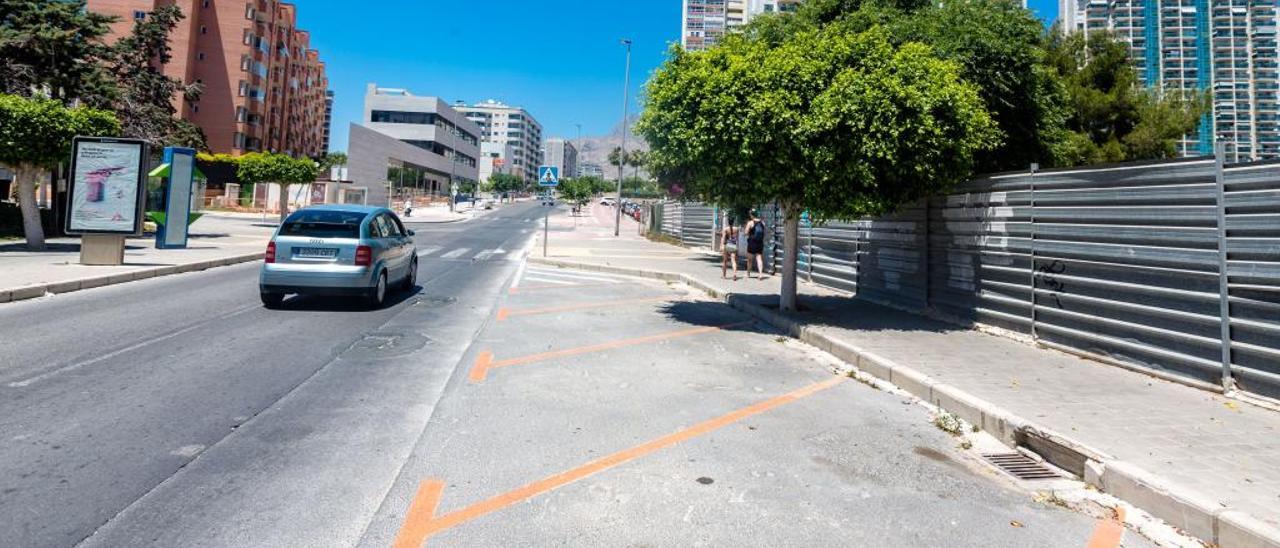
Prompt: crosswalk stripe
<box><xmin>440</xmin><ymin>248</ymin><xmax>470</xmax><ymax>259</ymax></box>
<box><xmin>473</xmin><ymin>249</ymin><xmax>494</xmax><ymax>260</ymax></box>
<box><xmin>417</xmin><ymin>246</ymin><xmax>442</xmax><ymax>257</ymax></box>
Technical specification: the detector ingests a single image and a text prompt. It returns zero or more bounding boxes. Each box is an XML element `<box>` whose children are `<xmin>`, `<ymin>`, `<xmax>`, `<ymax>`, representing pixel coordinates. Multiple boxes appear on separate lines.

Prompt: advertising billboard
<box><xmin>65</xmin><ymin>137</ymin><xmax>149</xmax><ymax>235</ymax></box>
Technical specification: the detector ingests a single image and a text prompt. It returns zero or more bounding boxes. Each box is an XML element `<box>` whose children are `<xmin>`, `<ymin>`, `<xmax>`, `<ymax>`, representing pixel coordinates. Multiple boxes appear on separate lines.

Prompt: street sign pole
<box><xmin>614</xmin><ymin>39</ymin><xmax>632</xmax><ymax>237</ymax></box>
<box><xmin>537</xmin><ymin>165</ymin><xmax>560</xmax><ymax>258</ymax></box>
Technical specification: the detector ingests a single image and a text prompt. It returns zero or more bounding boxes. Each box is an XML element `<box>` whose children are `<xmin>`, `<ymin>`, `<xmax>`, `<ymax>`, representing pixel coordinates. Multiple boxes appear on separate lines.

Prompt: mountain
<box><xmin>567</xmin><ymin>116</ymin><xmax>649</xmax><ymax>180</ymax></box>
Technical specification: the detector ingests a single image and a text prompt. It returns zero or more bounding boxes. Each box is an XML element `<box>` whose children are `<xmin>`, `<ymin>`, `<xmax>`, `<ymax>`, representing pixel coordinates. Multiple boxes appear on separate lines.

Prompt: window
<box><xmin>370</xmin><ymin>110</ymin><xmax>435</xmax><ymax>125</ymax></box>
<box><xmin>233</xmin><ymin>132</ymin><xmax>246</xmax><ymax>149</ymax></box>
<box><xmin>243</xmin><ymin>30</ymin><xmax>253</xmax><ymax>45</ymax></box>
<box><xmin>245</xmin><ymin>4</ymin><xmax>255</xmax><ymax>19</ymax></box>
<box><xmin>133</xmin><ymin>10</ymin><xmax>146</xmax><ymax>20</ymax></box>
<box><xmin>236</xmin><ymin>106</ymin><xmax>247</xmax><ymax>122</ymax></box>
<box><xmin>281</xmin><ymin>210</ymin><xmax>366</xmax><ymax>238</ymax></box>
<box><xmin>238</xmin><ymin>81</ymin><xmax>248</xmax><ymax>96</ymax></box>
<box><xmin>202</xmin><ymin>0</ymin><xmax>209</xmax><ymax>7</ymax></box>
<box><xmin>200</xmin><ymin>26</ymin><xmax>207</xmax><ymax>34</ymax></box>
<box><xmin>197</xmin><ymin>52</ymin><xmax>205</xmax><ymax>60</ymax></box>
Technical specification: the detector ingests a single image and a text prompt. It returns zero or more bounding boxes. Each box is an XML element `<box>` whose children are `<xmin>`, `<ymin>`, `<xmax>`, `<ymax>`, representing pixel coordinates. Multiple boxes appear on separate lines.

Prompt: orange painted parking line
<box><xmin>498</xmin><ymin>296</ymin><xmax>672</xmax><ymax>321</ymax></box>
<box><xmin>392</xmin><ymin>480</ymin><xmax>445</xmax><ymax>548</ymax></box>
<box><xmin>393</xmin><ymin>376</ymin><xmax>847</xmax><ymax>547</ymax></box>
<box><xmin>469</xmin><ymin>351</ymin><xmax>494</xmax><ymax>383</ymax></box>
<box><xmin>509</xmin><ymin>281</ymin><xmax>619</xmax><ymax>295</ymax></box>
<box><xmin>1086</xmin><ymin>507</ymin><xmax>1126</xmax><ymax>548</ymax></box>
<box><xmin>468</xmin><ymin>322</ymin><xmax>748</xmax><ymax>383</ymax></box>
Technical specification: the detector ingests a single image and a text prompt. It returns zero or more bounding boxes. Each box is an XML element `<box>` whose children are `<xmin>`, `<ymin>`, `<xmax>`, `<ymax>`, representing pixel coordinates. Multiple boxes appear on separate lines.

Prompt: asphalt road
<box><xmin>0</xmin><ymin>201</ymin><xmax>1157</xmax><ymax>547</ymax></box>
<box><xmin>0</xmin><ymin>202</ymin><xmax>544</xmax><ymax>548</ymax></box>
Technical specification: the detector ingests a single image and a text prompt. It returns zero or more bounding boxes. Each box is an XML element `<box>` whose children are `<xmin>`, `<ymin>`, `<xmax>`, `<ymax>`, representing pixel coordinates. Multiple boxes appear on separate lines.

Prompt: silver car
<box><xmin>259</xmin><ymin>205</ymin><xmax>417</xmax><ymax>308</ymax></box>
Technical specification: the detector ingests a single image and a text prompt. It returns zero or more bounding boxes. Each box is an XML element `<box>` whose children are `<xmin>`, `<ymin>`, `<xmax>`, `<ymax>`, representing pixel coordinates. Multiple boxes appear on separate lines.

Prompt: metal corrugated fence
<box><xmin>648</xmin><ymin>153</ymin><xmax>1280</xmax><ymax>400</ymax></box>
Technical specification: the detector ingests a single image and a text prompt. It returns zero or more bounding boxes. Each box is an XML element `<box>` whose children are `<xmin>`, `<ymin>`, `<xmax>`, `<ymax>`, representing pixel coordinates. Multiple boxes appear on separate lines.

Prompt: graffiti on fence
<box><xmin>1034</xmin><ymin>259</ymin><xmax>1067</xmax><ymax>309</ymax></box>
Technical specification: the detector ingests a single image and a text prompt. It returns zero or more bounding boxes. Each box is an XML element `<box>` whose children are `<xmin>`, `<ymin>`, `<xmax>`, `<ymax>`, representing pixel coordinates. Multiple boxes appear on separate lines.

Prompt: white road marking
<box><xmin>8</xmin><ymin>304</ymin><xmax>260</xmax><ymax>388</ymax></box>
<box><xmin>440</xmin><ymin>248</ymin><xmax>470</xmax><ymax>259</ymax></box>
<box><xmin>523</xmin><ymin>275</ymin><xmax>576</xmax><ymax>285</ymax></box>
<box><xmin>416</xmin><ymin>246</ymin><xmax>442</xmax><ymax>257</ymax></box>
<box><xmin>511</xmin><ymin>258</ymin><xmax>529</xmax><ymax>289</ymax></box>
<box><xmin>473</xmin><ymin>249</ymin><xmax>494</xmax><ymax>260</ymax></box>
<box><xmin>525</xmin><ymin>268</ymin><xmax>623</xmax><ymax>283</ymax></box>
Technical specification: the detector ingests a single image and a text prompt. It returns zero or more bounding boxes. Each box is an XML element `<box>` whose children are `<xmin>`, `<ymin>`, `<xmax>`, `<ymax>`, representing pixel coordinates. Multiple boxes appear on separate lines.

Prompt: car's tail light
<box><xmin>355</xmin><ymin>245</ymin><xmax>372</xmax><ymax>267</ymax></box>
<box><xmin>265</xmin><ymin>241</ymin><xmax>276</xmax><ymax>263</ymax></box>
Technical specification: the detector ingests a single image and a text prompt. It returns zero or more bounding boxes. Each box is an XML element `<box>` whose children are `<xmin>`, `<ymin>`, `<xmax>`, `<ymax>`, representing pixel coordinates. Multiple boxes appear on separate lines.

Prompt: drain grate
<box><xmin>981</xmin><ymin>453</ymin><xmax>1061</xmax><ymax>480</ymax></box>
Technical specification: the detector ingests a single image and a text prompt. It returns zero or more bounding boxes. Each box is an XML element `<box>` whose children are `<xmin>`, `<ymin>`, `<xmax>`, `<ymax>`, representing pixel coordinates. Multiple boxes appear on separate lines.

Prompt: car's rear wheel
<box><xmin>260</xmin><ymin>291</ymin><xmax>285</xmax><ymax>309</ymax></box>
<box><xmin>402</xmin><ymin>258</ymin><xmax>418</xmax><ymax>290</ymax></box>
<box><xmin>367</xmin><ymin>271</ymin><xmax>387</xmax><ymax>309</ymax></box>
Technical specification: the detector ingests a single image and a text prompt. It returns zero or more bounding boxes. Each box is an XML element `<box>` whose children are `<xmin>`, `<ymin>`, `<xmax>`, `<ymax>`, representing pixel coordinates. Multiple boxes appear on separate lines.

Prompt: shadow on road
<box><xmin>272</xmin><ymin>285</ymin><xmax>424</xmax><ymax>312</ymax></box>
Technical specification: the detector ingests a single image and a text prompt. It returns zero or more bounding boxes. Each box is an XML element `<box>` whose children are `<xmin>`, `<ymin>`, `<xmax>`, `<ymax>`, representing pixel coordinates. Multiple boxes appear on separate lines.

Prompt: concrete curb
<box><xmin>528</xmin><ymin>257</ymin><xmax>1280</xmax><ymax>548</ymax></box>
<box><xmin>0</xmin><ymin>252</ymin><xmax>264</xmax><ymax>305</ymax></box>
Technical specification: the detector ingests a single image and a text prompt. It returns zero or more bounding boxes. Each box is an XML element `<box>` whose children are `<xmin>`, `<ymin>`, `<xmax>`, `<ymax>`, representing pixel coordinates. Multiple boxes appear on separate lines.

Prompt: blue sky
<box><xmin>297</xmin><ymin>0</ymin><xmax>1058</xmax><ymax>152</ymax></box>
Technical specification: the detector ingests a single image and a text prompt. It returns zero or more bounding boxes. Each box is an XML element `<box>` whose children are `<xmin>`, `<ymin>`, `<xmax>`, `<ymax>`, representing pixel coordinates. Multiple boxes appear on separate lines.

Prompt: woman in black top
<box><xmin>721</xmin><ymin>214</ymin><xmax>740</xmax><ymax>280</ymax></box>
<box><xmin>745</xmin><ymin>209</ymin><xmax>766</xmax><ymax>279</ymax></box>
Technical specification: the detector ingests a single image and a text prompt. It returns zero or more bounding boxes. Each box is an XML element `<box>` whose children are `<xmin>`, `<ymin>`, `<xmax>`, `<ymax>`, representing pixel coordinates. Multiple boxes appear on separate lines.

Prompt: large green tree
<box><xmin>0</xmin><ymin>0</ymin><xmax>117</xmax><ymax>106</ymax></box>
<box><xmin>640</xmin><ymin>26</ymin><xmax>997</xmax><ymax>311</ymax></box>
<box><xmin>773</xmin><ymin>0</ymin><xmax>1069</xmax><ymax>172</ymax></box>
<box><xmin>110</xmin><ymin>5</ymin><xmax>206</xmax><ymax>150</ymax></box>
<box><xmin>486</xmin><ymin>173</ymin><xmax>525</xmax><ymax>201</ymax></box>
<box><xmin>236</xmin><ymin>152</ymin><xmax>320</xmax><ymax>222</ymax></box>
<box><xmin>0</xmin><ymin>94</ymin><xmax>120</xmax><ymax>250</ymax></box>
<box><xmin>1045</xmin><ymin>28</ymin><xmax>1205</xmax><ymax>165</ymax></box>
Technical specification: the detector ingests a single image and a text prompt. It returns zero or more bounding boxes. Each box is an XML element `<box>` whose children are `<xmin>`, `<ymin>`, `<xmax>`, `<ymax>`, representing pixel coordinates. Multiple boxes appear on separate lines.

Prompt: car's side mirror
<box><xmin>406</xmin><ymin>229</ymin><xmax>416</xmax><ymax>237</ymax></box>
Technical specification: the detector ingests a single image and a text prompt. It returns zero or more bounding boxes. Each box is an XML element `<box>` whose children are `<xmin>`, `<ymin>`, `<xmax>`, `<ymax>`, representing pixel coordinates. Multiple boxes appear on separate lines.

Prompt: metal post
<box><xmin>544</xmin><ymin>205</ymin><xmax>549</xmax><ymax>258</ymax></box>
<box><xmin>1214</xmin><ymin>141</ymin><xmax>1235</xmax><ymax>391</ymax></box>
<box><xmin>614</xmin><ymin>39</ymin><xmax>632</xmax><ymax>237</ymax></box>
<box><xmin>1029</xmin><ymin>163</ymin><xmax>1039</xmax><ymax>340</ymax></box>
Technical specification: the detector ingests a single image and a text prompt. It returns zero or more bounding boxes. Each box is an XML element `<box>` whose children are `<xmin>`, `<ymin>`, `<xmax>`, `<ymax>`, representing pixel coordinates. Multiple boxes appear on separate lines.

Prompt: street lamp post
<box><xmin>614</xmin><ymin>39</ymin><xmax>632</xmax><ymax>237</ymax></box>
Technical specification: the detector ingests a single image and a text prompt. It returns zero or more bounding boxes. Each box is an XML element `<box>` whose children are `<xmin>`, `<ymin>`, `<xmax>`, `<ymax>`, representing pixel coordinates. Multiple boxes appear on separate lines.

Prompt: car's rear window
<box><xmin>280</xmin><ymin>210</ymin><xmax>367</xmax><ymax>238</ymax></box>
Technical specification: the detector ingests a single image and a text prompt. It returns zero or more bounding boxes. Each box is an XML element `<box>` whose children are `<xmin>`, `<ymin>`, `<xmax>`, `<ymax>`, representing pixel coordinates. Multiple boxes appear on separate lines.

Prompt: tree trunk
<box><xmin>278</xmin><ymin>183</ymin><xmax>290</xmax><ymax>223</ymax></box>
<box><xmin>17</xmin><ymin>166</ymin><xmax>47</xmax><ymax>251</ymax></box>
<box><xmin>780</xmin><ymin>202</ymin><xmax>801</xmax><ymax>312</ymax></box>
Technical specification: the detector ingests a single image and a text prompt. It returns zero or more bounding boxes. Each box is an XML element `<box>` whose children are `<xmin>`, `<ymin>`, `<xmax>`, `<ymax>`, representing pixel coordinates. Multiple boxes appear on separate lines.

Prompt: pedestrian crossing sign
<box><xmin>538</xmin><ymin>165</ymin><xmax>560</xmax><ymax>187</ymax></box>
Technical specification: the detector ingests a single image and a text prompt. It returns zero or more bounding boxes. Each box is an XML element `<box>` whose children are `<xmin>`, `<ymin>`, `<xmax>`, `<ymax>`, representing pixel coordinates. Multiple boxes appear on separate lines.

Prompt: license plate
<box><xmin>294</xmin><ymin>247</ymin><xmax>338</xmax><ymax>258</ymax></box>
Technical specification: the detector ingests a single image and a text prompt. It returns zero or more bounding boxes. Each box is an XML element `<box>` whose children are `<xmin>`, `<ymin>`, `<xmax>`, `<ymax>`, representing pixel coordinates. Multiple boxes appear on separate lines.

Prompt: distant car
<box><xmin>600</xmin><ymin>198</ymin><xmax>616</xmax><ymax>206</ymax></box>
<box><xmin>259</xmin><ymin>205</ymin><xmax>417</xmax><ymax>309</ymax></box>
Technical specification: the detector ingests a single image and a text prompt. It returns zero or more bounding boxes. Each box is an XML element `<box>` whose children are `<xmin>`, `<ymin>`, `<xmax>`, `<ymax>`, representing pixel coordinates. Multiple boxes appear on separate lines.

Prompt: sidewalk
<box><xmin>531</xmin><ymin>205</ymin><xmax>1280</xmax><ymax>548</ymax></box>
<box><xmin>401</xmin><ymin>200</ymin><xmax>507</xmax><ymax>224</ymax></box>
<box><xmin>0</xmin><ymin>213</ymin><xmax>272</xmax><ymax>303</ymax></box>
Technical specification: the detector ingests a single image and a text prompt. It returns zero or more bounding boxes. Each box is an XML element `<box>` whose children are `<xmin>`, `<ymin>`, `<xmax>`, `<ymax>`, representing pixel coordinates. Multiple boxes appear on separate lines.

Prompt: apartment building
<box><xmin>87</xmin><ymin>0</ymin><xmax>331</xmax><ymax>157</ymax></box>
<box><xmin>454</xmin><ymin>100</ymin><xmax>544</xmax><ymax>185</ymax></box>
<box><xmin>543</xmin><ymin>138</ymin><xmax>579</xmax><ymax>179</ymax></box>
<box><xmin>681</xmin><ymin>0</ymin><xmax>803</xmax><ymax>51</ymax></box>
<box><xmin>349</xmin><ymin>84</ymin><xmax>482</xmax><ymax>207</ymax></box>
<box><xmin>479</xmin><ymin>141</ymin><xmax>516</xmax><ymax>186</ymax></box>
<box><xmin>1071</xmin><ymin>0</ymin><xmax>1279</xmax><ymax>160</ymax></box>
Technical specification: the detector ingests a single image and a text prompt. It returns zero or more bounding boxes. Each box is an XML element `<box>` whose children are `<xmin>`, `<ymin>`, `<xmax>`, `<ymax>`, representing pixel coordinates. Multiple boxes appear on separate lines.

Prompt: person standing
<box><xmin>721</xmin><ymin>214</ymin><xmax>740</xmax><ymax>281</ymax></box>
<box><xmin>745</xmin><ymin>209</ymin><xmax>766</xmax><ymax>279</ymax></box>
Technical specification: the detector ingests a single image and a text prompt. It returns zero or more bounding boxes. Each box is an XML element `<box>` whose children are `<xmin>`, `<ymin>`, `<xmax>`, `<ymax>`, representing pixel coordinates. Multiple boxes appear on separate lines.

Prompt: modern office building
<box><xmin>1070</xmin><ymin>0</ymin><xmax>1279</xmax><ymax>160</ymax></box>
<box><xmin>681</xmin><ymin>0</ymin><xmax>803</xmax><ymax>51</ymax></box>
<box><xmin>351</xmin><ymin>84</ymin><xmax>481</xmax><ymax>206</ymax></box>
<box><xmin>478</xmin><ymin>141</ymin><xmax>516</xmax><ymax>186</ymax></box>
<box><xmin>543</xmin><ymin>138</ymin><xmax>579</xmax><ymax>179</ymax></box>
<box><xmin>87</xmin><ymin>0</ymin><xmax>330</xmax><ymax>157</ymax></box>
<box><xmin>455</xmin><ymin>100</ymin><xmax>544</xmax><ymax>185</ymax></box>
